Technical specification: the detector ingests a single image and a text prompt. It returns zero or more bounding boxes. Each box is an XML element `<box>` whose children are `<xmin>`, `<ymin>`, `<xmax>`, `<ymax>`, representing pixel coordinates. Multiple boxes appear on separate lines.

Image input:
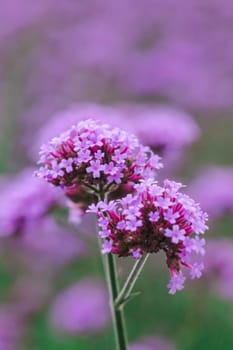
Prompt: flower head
<box><xmin>93</xmin><ymin>179</ymin><xmax>208</xmax><ymax>293</ymax></box>
<box><xmin>36</xmin><ymin>119</ymin><xmax>162</xmax><ymax>206</ymax></box>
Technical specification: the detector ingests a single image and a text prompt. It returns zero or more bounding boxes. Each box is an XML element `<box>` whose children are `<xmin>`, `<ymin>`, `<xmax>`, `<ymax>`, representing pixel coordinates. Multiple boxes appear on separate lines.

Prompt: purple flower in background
<box><xmin>125</xmin><ymin>105</ymin><xmax>200</xmax><ymax>153</ymax></box>
<box><xmin>120</xmin><ymin>0</ymin><xmax>233</xmax><ymax>110</ymax></box>
<box><xmin>31</xmin><ymin>104</ymin><xmax>199</xmax><ymax>163</ymax></box>
<box><xmin>92</xmin><ymin>179</ymin><xmax>208</xmax><ymax>293</ymax></box>
<box><xmin>30</xmin><ymin>104</ymin><xmax>130</xmax><ymax>160</ymax></box>
<box><xmin>0</xmin><ymin>0</ymin><xmax>49</xmax><ymax>42</ymax></box>
<box><xmin>49</xmin><ymin>278</ymin><xmax>110</xmax><ymax>334</ymax></box>
<box><xmin>20</xmin><ymin>217</ymin><xmax>85</xmax><ymax>269</ymax></box>
<box><xmin>204</xmin><ymin>239</ymin><xmax>233</xmax><ymax>300</ymax></box>
<box><xmin>128</xmin><ymin>105</ymin><xmax>200</xmax><ymax>175</ymax></box>
<box><xmin>10</xmin><ymin>275</ymin><xmax>51</xmax><ymax>317</ymax></box>
<box><xmin>0</xmin><ymin>217</ymin><xmax>86</xmax><ymax>322</ymax></box>
<box><xmin>189</xmin><ymin>167</ymin><xmax>233</xmax><ymax>219</ymax></box>
<box><xmin>66</xmin><ymin>200</ymin><xmax>86</xmax><ymax>225</ymax></box>
<box><xmin>129</xmin><ymin>336</ymin><xmax>175</xmax><ymax>350</ymax></box>
<box><xmin>0</xmin><ymin>305</ymin><xmax>24</xmax><ymax>350</ymax></box>
<box><xmin>0</xmin><ymin>168</ymin><xmax>61</xmax><ymax>236</ymax></box>
<box><xmin>1</xmin><ymin>0</ymin><xmax>233</xmax><ymax>136</ymax></box>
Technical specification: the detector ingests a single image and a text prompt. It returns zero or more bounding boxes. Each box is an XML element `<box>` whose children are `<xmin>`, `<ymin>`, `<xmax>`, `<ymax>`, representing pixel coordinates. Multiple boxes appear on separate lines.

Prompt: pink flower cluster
<box><xmin>36</xmin><ymin>119</ymin><xmax>162</xmax><ymax>198</ymax></box>
<box><xmin>36</xmin><ymin>119</ymin><xmax>208</xmax><ymax>294</ymax></box>
<box><xmin>90</xmin><ymin>179</ymin><xmax>208</xmax><ymax>294</ymax></box>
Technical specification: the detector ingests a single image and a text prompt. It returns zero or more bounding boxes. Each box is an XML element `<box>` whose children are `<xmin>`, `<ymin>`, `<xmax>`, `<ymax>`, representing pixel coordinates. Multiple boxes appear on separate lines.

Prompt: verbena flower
<box><xmin>36</xmin><ymin>119</ymin><xmax>162</xmax><ymax>203</ymax></box>
<box><xmin>91</xmin><ymin>179</ymin><xmax>208</xmax><ymax>294</ymax></box>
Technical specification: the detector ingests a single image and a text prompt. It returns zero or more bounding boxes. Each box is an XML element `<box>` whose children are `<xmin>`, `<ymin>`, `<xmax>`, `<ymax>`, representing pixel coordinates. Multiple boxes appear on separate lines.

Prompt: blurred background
<box><xmin>0</xmin><ymin>1</ymin><xmax>233</xmax><ymax>349</ymax></box>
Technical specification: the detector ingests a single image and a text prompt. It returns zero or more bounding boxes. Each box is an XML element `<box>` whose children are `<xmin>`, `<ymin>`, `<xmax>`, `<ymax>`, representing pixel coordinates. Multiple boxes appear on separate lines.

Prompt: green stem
<box><xmin>115</xmin><ymin>254</ymin><xmax>149</xmax><ymax>309</ymax></box>
<box><xmin>97</xmin><ymin>192</ymin><xmax>128</xmax><ymax>350</ymax></box>
<box><xmin>105</xmin><ymin>253</ymin><xmax>128</xmax><ymax>350</ymax></box>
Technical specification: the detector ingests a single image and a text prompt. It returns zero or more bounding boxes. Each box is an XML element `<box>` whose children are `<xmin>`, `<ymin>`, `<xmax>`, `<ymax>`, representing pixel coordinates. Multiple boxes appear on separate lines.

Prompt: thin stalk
<box><xmin>105</xmin><ymin>253</ymin><xmax>128</xmax><ymax>350</ymax></box>
<box><xmin>97</xmin><ymin>192</ymin><xmax>128</xmax><ymax>350</ymax></box>
<box><xmin>115</xmin><ymin>254</ymin><xmax>149</xmax><ymax>309</ymax></box>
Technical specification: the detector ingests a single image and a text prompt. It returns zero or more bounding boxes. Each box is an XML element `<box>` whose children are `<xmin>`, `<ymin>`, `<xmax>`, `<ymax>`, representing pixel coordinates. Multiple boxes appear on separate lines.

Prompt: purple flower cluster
<box><xmin>0</xmin><ymin>168</ymin><xmax>60</xmax><ymax>236</ymax></box>
<box><xmin>36</xmin><ymin>119</ymin><xmax>162</xmax><ymax>199</ymax></box>
<box><xmin>91</xmin><ymin>179</ymin><xmax>208</xmax><ymax>294</ymax></box>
